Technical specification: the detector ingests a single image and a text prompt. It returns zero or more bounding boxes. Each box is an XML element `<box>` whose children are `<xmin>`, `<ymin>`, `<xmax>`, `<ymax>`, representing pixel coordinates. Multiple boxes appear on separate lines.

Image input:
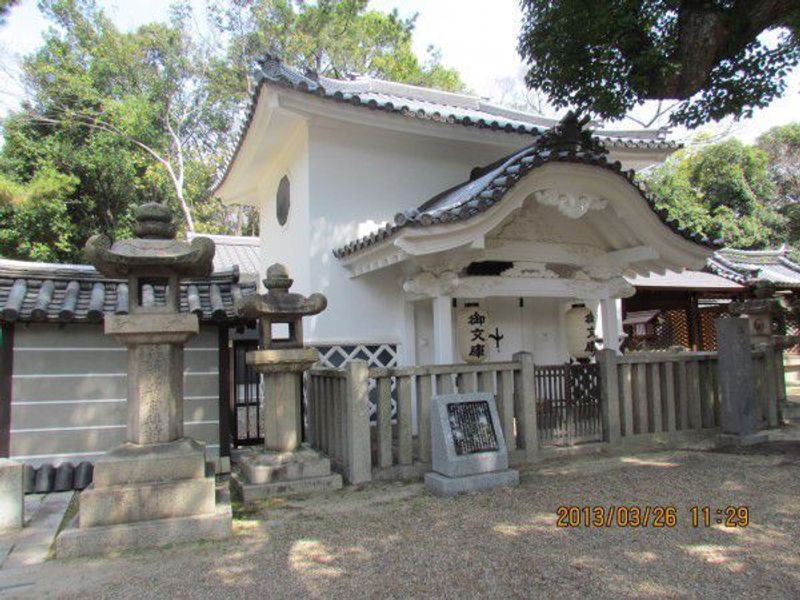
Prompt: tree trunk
<box><xmin>176</xmin><ymin>187</ymin><xmax>195</xmax><ymax>233</ymax></box>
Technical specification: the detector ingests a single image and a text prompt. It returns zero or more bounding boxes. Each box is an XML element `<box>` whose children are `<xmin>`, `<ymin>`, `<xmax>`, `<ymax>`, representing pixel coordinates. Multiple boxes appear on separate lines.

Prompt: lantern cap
<box><xmin>264</xmin><ymin>263</ymin><xmax>294</xmax><ymax>291</ymax></box>
<box><xmin>84</xmin><ymin>203</ymin><xmax>215</xmax><ymax>279</ymax></box>
<box><xmin>236</xmin><ymin>263</ymin><xmax>327</xmax><ymax>321</ymax></box>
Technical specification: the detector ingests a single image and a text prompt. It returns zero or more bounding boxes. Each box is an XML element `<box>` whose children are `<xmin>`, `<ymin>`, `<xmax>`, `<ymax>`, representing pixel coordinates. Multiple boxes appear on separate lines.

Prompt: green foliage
<box><xmin>518</xmin><ymin>0</ymin><xmax>800</xmax><ymax>127</ymax></box>
<box><xmin>0</xmin><ymin>170</ymin><xmax>78</xmax><ymax>262</ymax></box>
<box><xmin>756</xmin><ymin>122</ymin><xmax>800</xmax><ymax>205</ymax></box>
<box><xmin>0</xmin><ymin>0</ymin><xmax>463</xmax><ymax>263</ymax></box>
<box><xmin>211</xmin><ymin>0</ymin><xmax>465</xmax><ymax>93</ymax></box>
<box><xmin>644</xmin><ymin>138</ymin><xmax>787</xmax><ymax>249</ymax></box>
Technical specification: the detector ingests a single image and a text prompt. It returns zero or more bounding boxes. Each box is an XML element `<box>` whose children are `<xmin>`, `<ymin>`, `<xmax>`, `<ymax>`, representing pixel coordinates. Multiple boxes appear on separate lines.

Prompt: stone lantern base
<box><xmin>232</xmin><ymin>445</ymin><xmax>342</xmax><ymax>501</ymax></box>
<box><xmin>56</xmin><ymin>438</ymin><xmax>231</xmax><ymax>558</ymax></box>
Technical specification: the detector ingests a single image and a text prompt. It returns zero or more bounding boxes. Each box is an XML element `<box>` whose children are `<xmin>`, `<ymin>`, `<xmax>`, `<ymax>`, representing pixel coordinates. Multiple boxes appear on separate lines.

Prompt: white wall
<box><xmin>306</xmin><ymin>122</ymin><xmax>508</xmax><ymax>344</ymax></box>
<box><xmin>258</xmin><ymin>123</ymin><xmax>312</xmax><ymax>295</ymax></box>
<box><xmin>254</xmin><ymin>112</ymin><xmax>665</xmax><ymax>347</ymax></box>
<box><xmin>419</xmin><ymin>297</ymin><xmax>572</xmax><ymax>365</ymax></box>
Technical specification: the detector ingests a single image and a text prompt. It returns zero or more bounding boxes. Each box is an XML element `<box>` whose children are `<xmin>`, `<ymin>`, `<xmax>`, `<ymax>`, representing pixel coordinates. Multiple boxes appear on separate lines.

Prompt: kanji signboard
<box><xmin>457</xmin><ymin>307</ymin><xmax>489</xmax><ymax>363</ymax></box>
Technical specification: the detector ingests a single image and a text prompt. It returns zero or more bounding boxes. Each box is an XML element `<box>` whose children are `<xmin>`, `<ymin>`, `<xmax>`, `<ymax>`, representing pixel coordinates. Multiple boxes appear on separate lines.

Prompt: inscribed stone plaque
<box><xmin>447</xmin><ymin>401</ymin><xmax>498</xmax><ymax>455</ymax></box>
<box><xmin>430</xmin><ymin>392</ymin><xmax>509</xmax><ymax>479</ymax></box>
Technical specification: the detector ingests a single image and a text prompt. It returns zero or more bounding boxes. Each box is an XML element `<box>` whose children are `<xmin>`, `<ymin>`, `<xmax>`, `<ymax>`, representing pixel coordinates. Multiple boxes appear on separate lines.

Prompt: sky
<box><xmin>0</xmin><ymin>0</ymin><xmax>798</xmax><ymax>143</ymax></box>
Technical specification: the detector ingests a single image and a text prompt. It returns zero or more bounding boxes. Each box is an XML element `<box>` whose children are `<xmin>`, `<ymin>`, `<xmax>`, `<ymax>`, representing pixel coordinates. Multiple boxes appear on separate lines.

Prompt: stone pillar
<box><xmin>250</xmin><ymin>351</ymin><xmax>312</xmax><ymax>453</ymax></box>
<box><xmin>0</xmin><ymin>459</ymin><xmax>23</xmax><ymax>530</ymax></box>
<box><xmin>717</xmin><ymin>317</ymin><xmax>764</xmax><ymax>444</ymax></box>
<box><xmin>597</xmin><ymin>348</ymin><xmax>621</xmax><ymax>444</ymax></box>
<box><xmin>433</xmin><ymin>295</ymin><xmax>454</xmax><ymax>364</ymax></box>
<box><xmin>600</xmin><ymin>298</ymin><xmax>621</xmax><ymax>353</ymax></box>
<box><xmin>107</xmin><ymin>317</ymin><xmax>197</xmax><ymax>444</ymax></box>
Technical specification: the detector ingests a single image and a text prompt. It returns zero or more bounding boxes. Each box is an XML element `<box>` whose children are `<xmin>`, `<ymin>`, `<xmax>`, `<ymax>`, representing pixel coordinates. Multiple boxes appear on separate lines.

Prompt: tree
<box><xmin>10</xmin><ymin>0</ymin><xmax>243</xmax><ymax>233</ymax></box>
<box><xmin>756</xmin><ymin>122</ymin><xmax>800</xmax><ymax>246</ymax></box>
<box><xmin>757</xmin><ymin>122</ymin><xmax>800</xmax><ymax>205</ymax></box>
<box><xmin>518</xmin><ymin>1</ymin><xmax>800</xmax><ymax>128</ymax></box>
<box><xmin>643</xmin><ymin>138</ymin><xmax>787</xmax><ymax>248</ymax></box>
<box><xmin>209</xmin><ymin>0</ymin><xmax>465</xmax><ymax>97</ymax></box>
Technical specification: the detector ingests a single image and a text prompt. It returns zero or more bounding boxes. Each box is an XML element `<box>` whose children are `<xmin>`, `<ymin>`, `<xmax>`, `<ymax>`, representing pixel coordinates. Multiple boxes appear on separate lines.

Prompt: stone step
<box><xmin>239</xmin><ymin>450</ymin><xmax>332</xmax><ymax>484</ymax></box>
<box><xmin>79</xmin><ymin>477</ymin><xmax>215</xmax><ymax>528</ymax></box>
<box><xmin>782</xmin><ymin>402</ymin><xmax>800</xmax><ymax>421</ymax></box>
<box><xmin>57</xmin><ymin>492</ymin><xmax>232</xmax><ymax>559</ymax></box>
<box><xmin>92</xmin><ymin>438</ymin><xmax>206</xmax><ymax>487</ymax></box>
<box><xmin>232</xmin><ymin>472</ymin><xmax>342</xmax><ymax>501</ymax></box>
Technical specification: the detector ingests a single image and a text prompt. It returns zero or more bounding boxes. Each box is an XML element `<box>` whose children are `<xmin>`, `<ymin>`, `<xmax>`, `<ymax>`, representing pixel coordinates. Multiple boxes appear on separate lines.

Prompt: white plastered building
<box><xmin>213</xmin><ymin>57</ymin><xmax>716</xmax><ymax>370</ymax></box>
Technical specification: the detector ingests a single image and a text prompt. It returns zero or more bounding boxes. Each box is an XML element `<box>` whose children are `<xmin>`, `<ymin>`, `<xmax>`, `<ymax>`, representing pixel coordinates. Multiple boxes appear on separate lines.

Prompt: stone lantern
<box><xmin>730</xmin><ymin>280</ymin><xmax>782</xmax><ymax>345</ymax></box>
<box><xmin>232</xmin><ymin>263</ymin><xmax>342</xmax><ymax>500</ymax></box>
<box><xmin>56</xmin><ymin>203</ymin><xmax>231</xmax><ymax>558</ymax></box>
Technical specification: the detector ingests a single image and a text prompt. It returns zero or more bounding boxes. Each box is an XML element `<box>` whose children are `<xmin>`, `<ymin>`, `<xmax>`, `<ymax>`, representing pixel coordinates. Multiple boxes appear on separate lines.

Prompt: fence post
<box><xmin>512</xmin><ymin>351</ymin><xmax>538</xmax><ymax>460</ymax></box>
<box><xmin>763</xmin><ymin>341</ymin><xmax>779</xmax><ymax>428</ymax></box>
<box><xmin>344</xmin><ymin>361</ymin><xmax>372</xmax><ymax>484</ymax></box>
<box><xmin>597</xmin><ymin>349</ymin><xmax>621</xmax><ymax>445</ymax></box>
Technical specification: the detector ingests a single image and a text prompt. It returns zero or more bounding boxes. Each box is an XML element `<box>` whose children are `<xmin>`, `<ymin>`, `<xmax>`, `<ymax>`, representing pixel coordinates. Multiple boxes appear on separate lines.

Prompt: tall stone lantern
<box><xmin>56</xmin><ymin>203</ymin><xmax>231</xmax><ymax>558</ymax></box>
<box><xmin>232</xmin><ymin>263</ymin><xmax>343</xmax><ymax>500</ymax></box>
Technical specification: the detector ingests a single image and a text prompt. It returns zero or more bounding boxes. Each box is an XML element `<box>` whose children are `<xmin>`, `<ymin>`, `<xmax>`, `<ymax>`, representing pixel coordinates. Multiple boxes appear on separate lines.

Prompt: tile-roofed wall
<box><xmin>187</xmin><ymin>233</ymin><xmax>260</xmax><ymax>280</ymax></box>
<box><xmin>0</xmin><ymin>258</ymin><xmax>256</xmax><ymax>324</ymax></box>
<box><xmin>708</xmin><ymin>247</ymin><xmax>800</xmax><ymax>288</ymax></box>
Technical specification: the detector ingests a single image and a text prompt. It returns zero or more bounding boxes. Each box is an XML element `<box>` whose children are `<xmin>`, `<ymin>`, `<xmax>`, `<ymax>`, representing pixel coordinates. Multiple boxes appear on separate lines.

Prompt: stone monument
<box><xmin>232</xmin><ymin>263</ymin><xmax>342</xmax><ymax>500</ymax></box>
<box><xmin>425</xmin><ymin>392</ymin><xmax>519</xmax><ymax>496</ymax></box>
<box><xmin>716</xmin><ymin>317</ymin><xmax>763</xmax><ymax>443</ymax></box>
<box><xmin>56</xmin><ymin>203</ymin><xmax>231</xmax><ymax>558</ymax></box>
<box><xmin>0</xmin><ymin>459</ymin><xmax>23</xmax><ymax>530</ymax></box>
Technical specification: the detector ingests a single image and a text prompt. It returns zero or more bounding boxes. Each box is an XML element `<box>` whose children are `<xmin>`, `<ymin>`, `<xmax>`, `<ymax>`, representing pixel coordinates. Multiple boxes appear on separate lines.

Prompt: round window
<box><xmin>276</xmin><ymin>175</ymin><xmax>290</xmax><ymax>226</ymax></box>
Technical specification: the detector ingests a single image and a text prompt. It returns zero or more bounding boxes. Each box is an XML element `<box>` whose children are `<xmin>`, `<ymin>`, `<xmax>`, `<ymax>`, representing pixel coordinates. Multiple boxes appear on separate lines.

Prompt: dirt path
<box><xmin>2</xmin><ymin>443</ymin><xmax>800</xmax><ymax>599</ymax></box>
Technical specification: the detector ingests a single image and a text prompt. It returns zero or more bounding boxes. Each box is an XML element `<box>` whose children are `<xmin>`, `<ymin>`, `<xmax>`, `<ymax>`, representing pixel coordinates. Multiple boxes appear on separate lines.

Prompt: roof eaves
<box><xmin>333</xmin><ymin>114</ymin><xmax>717</xmax><ymax>260</ymax></box>
<box><xmin>213</xmin><ymin>56</ymin><xmax>678</xmax><ymax>194</ymax></box>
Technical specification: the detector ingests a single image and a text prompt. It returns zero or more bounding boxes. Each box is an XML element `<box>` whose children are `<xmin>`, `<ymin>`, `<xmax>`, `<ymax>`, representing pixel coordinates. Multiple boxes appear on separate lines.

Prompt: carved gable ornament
<box><xmin>533</xmin><ymin>189</ymin><xmax>608</xmax><ymax>219</ymax></box>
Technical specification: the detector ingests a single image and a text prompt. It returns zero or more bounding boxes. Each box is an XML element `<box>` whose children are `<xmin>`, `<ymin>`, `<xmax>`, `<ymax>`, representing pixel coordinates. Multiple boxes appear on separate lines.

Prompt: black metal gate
<box><xmin>535</xmin><ymin>362</ymin><xmax>602</xmax><ymax>445</ymax></box>
<box><xmin>232</xmin><ymin>340</ymin><xmax>263</xmax><ymax>446</ymax></box>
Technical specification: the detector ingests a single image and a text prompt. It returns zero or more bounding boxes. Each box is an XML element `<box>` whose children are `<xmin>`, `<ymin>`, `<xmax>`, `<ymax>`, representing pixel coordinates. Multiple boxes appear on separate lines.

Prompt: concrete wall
<box><xmin>10</xmin><ymin>323</ymin><xmax>220</xmax><ymax>466</ymax></box>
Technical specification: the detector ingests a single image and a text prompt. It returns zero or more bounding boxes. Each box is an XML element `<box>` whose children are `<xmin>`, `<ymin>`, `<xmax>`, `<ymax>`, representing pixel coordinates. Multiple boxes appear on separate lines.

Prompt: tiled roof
<box><xmin>708</xmin><ymin>247</ymin><xmax>800</xmax><ymax>288</ymax></box>
<box><xmin>187</xmin><ymin>233</ymin><xmax>260</xmax><ymax>279</ymax></box>
<box><xmin>214</xmin><ymin>56</ymin><xmax>677</xmax><ymax>193</ymax></box>
<box><xmin>626</xmin><ymin>269</ymin><xmax>743</xmax><ymax>290</ymax></box>
<box><xmin>0</xmin><ymin>258</ymin><xmax>256</xmax><ymax>324</ymax></box>
<box><xmin>332</xmin><ymin>113</ymin><xmax>720</xmax><ymax>259</ymax></box>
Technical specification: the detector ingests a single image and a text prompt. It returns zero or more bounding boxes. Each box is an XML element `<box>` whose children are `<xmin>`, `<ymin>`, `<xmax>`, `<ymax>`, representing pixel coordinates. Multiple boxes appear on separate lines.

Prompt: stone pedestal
<box><xmin>232</xmin><ymin>347</ymin><xmax>342</xmax><ymax>499</ymax></box>
<box><xmin>232</xmin><ymin>446</ymin><xmax>342</xmax><ymax>501</ymax></box>
<box><xmin>0</xmin><ymin>459</ymin><xmax>23</xmax><ymax>530</ymax></box>
<box><xmin>57</xmin><ymin>438</ymin><xmax>231</xmax><ymax>558</ymax></box>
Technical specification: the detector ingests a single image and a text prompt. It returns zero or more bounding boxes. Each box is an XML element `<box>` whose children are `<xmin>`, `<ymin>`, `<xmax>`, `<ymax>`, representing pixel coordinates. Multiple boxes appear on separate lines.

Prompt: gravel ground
<box><xmin>3</xmin><ymin>439</ymin><xmax>800</xmax><ymax>599</ymax></box>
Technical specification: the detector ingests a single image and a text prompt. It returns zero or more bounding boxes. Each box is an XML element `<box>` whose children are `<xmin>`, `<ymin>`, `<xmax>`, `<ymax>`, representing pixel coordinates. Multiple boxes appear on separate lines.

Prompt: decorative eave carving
<box><xmin>501</xmin><ymin>261</ymin><xmax>558</xmax><ymax>278</ymax></box>
<box><xmin>532</xmin><ymin>189</ymin><xmax>608</xmax><ymax>219</ymax></box>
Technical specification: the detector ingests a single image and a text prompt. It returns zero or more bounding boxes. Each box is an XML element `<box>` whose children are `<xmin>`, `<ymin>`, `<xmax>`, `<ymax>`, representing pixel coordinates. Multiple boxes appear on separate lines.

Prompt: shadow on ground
<box><xmin>7</xmin><ymin>443</ymin><xmax>800</xmax><ymax>599</ymax></box>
